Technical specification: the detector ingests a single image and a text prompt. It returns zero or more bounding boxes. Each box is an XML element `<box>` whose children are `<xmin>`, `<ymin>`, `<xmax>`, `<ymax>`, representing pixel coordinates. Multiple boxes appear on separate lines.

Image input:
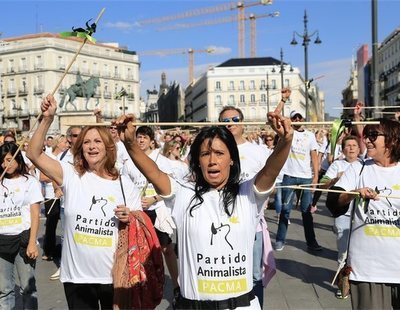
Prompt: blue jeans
<box><xmin>274</xmin><ymin>183</ymin><xmax>283</xmax><ymax>215</ymax></box>
<box><xmin>0</xmin><ymin>252</ymin><xmax>38</xmax><ymax>309</ymax></box>
<box><xmin>252</xmin><ymin>231</ymin><xmax>264</xmax><ymax>307</ymax></box>
<box><xmin>276</xmin><ymin>175</ymin><xmax>318</xmax><ymax>245</ymax></box>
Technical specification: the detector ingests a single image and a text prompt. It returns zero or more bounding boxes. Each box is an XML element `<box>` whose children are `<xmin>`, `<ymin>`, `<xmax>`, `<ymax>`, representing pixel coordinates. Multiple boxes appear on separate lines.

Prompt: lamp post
<box><xmin>290</xmin><ymin>10</ymin><xmax>321</xmax><ymax>121</ymax></box>
<box><xmin>266</xmin><ymin>72</ymin><xmax>270</xmax><ymax>114</ymax></box>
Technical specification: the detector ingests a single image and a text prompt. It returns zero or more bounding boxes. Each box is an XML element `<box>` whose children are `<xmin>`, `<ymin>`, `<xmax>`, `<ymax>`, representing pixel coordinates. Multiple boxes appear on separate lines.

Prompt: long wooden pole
<box><xmin>0</xmin><ymin>8</ymin><xmax>105</xmax><ymax>181</ymax></box>
<box><xmin>62</xmin><ymin>120</ymin><xmax>381</xmax><ymax>127</ymax></box>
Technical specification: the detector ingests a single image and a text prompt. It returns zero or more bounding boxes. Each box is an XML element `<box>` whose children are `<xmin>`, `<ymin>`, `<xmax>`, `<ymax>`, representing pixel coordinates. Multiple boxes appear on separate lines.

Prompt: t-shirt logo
<box><xmin>210</xmin><ymin>222</ymin><xmax>233</xmax><ymax>250</ymax></box>
<box><xmin>89</xmin><ymin>195</ymin><xmax>108</xmax><ymax>216</ymax></box>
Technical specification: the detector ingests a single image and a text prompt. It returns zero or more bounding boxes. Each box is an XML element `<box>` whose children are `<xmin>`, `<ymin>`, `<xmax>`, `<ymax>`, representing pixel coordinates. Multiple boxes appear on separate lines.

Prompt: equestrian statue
<box><xmin>59</xmin><ymin>73</ymin><xmax>100</xmax><ymax>111</ymax></box>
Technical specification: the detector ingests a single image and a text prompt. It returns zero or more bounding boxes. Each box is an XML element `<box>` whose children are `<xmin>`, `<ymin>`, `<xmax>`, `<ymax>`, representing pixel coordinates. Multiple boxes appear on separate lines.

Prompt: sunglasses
<box><xmin>265</xmin><ymin>138</ymin><xmax>273</xmax><ymax>142</ymax></box>
<box><xmin>109</xmin><ymin>126</ymin><xmax>117</xmax><ymax>130</ymax></box>
<box><xmin>363</xmin><ymin>131</ymin><xmax>385</xmax><ymax>143</ymax></box>
<box><xmin>71</xmin><ymin>134</ymin><xmax>79</xmax><ymax>138</ymax></box>
<box><xmin>222</xmin><ymin>116</ymin><xmax>241</xmax><ymax>123</ymax></box>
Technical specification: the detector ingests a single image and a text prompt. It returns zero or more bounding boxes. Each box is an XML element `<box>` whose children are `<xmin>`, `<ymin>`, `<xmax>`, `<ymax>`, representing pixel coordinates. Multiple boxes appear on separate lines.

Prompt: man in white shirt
<box><xmin>275</xmin><ymin>111</ymin><xmax>321</xmax><ymax>252</ymax></box>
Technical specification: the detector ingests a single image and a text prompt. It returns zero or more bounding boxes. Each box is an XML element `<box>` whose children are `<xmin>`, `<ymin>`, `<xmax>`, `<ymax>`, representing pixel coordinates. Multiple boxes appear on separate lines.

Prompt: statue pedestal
<box><xmin>59</xmin><ymin>111</ymin><xmax>97</xmax><ymax>134</ymax></box>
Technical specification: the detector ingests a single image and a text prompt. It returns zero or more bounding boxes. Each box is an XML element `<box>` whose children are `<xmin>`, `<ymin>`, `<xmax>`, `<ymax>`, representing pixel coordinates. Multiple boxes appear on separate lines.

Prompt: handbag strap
<box><xmin>119</xmin><ymin>177</ymin><xmax>127</xmax><ymax>206</ymax></box>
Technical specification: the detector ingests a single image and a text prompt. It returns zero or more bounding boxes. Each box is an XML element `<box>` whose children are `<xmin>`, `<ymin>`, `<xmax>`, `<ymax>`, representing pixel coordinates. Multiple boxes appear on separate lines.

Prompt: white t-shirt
<box><xmin>167</xmin><ymin>158</ymin><xmax>190</xmax><ymax>181</ymax></box>
<box><xmin>0</xmin><ymin>175</ymin><xmax>43</xmax><ymax>236</ymax></box>
<box><xmin>43</xmin><ymin>153</ymin><xmax>57</xmax><ymax>199</ymax></box>
<box><xmin>59</xmin><ymin>162</ymin><xmax>141</xmax><ymax>284</ymax></box>
<box><xmin>163</xmin><ymin>177</ymin><xmax>272</xmax><ymax>307</ymax></box>
<box><xmin>122</xmin><ymin>150</ymin><xmax>173</xmax><ymax>211</ymax></box>
<box><xmin>336</xmin><ymin>159</ymin><xmax>400</xmax><ymax>283</ymax></box>
<box><xmin>237</xmin><ymin>141</ymin><xmax>269</xmax><ymax>182</ymax></box>
<box><xmin>115</xmin><ymin>140</ymin><xmax>130</xmax><ymax>172</ymax></box>
<box><xmin>281</xmin><ymin>130</ymin><xmax>319</xmax><ymax>179</ymax></box>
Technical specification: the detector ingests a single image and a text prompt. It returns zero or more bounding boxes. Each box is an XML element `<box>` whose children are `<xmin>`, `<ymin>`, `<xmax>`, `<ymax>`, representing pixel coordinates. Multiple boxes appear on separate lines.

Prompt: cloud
<box><xmin>104</xmin><ymin>21</ymin><xmax>139</xmax><ymax>31</ymax></box>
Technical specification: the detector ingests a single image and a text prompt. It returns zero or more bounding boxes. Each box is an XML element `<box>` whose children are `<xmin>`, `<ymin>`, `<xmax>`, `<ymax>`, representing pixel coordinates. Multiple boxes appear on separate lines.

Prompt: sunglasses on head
<box><xmin>222</xmin><ymin>116</ymin><xmax>241</xmax><ymax>123</ymax></box>
<box><xmin>363</xmin><ymin>131</ymin><xmax>385</xmax><ymax>142</ymax></box>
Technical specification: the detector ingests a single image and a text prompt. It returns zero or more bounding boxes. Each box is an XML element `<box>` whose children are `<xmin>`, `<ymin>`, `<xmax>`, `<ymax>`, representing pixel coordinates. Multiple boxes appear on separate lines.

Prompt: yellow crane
<box><xmin>159</xmin><ymin>11</ymin><xmax>279</xmax><ymax>58</ymax></box>
<box><xmin>137</xmin><ymin>0</ymin><xmax>273</xmax><ymax>58</ymax></box>
<box><xmin>138</xmin><ymin>47</ymin><xmax>216</xmax><ymax>84</ymax></box>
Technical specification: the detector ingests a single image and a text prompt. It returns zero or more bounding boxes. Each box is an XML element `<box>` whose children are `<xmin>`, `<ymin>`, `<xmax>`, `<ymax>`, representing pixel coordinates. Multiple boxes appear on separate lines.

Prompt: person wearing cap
<box><xmin>275</xmin><ymin>110</ymin><xmax>322</xmax><ymax>252</ymax></box>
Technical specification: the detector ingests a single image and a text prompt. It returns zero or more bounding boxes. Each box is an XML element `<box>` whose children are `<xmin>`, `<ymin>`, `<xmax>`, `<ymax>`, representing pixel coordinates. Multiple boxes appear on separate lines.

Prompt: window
<box><xmin>261</xmin><ymin>94</ymin><xmax>266</xmax><ymax>102</ymax></box>
<box><xmin>240</xmin><ymin>95</ymin><xmax>245</xmax><ymax>103</ymax></box>
<box><xmin>229</xmin><ymin>81</ymin><xmax>234</xmax><ymax>90</ymax></box>
<box><xmin>271</xmin><ymin>79</ymin><xmax>276</xmax><ymax>89</ymax></box>
<box><xmin>8</xmin><ymin>59</ymin><xmax>14</xmax><ymax>72</ymax></box>
<box><xmin>239</xmin><ymin>80</ymin><xmax>245</xmax><ymax>90</ymax></box>
<box><xmin>260</xmin><ymin>80</ymin><xmax>266</xmax><ymax>90</ymax></box>
<box><xmin>114</xmin><ymin>66</ymin><xmax>119</xmax><ymax>78</ymax></box>
<box><xmin>250</xmin><ymin>94</ymin><xmax>255</xmax><ymax>103</ymax></box>
<box><xmin>215</xmin><ymin>95</ymin><xmax>222</xmax><ymax>105</ymax></box>
<box><xmin>250</xmin><ymin>80</ymin><xmax>255</xmax><ymax>90</ymax></box>
<box><xmin>35</xmin><ymin>56</ymin><xmax>43</xmax><ymax>69</ymax></box>
<box><xmin>20</xmin><ymin>58</ymin><xmax>27</xmax><ymax>71</ymax></box>
<box><xmin>93</xmin><ymin>62</ymin><xmax>98</xmax><ymax>75</ymax></box>
<box><xmin>285</xmin><ymin>79</ymin><xmax>290</xmax><ymax>87</ymax></box>
<box><xmin>58</xmin><ymin>56</ymin><xmax>65</xmax><ymax>69</ymax></box>
<box><xmin>229</xmin><ymin>95</ymin><xmax>235</xmax><ymax>104</ymax></box>
<box><xmin>215</xmin><ymin>81</ymin><xmax>221</xmax><ymax>91</ymax></box>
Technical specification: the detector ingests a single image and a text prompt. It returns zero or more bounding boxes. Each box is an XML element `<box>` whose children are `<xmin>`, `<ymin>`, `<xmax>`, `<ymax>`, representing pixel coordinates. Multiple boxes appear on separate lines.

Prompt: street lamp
<box><xmin>290</xmin><ymin>10</ymin><xmax>321</xmax><ymax>121</ymax></box>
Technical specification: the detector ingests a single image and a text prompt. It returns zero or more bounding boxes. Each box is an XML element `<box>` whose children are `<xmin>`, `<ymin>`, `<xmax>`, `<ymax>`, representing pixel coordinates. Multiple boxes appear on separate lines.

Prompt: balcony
<box><xmin>34</xmin><ymin>86</ymin><xmax>44</xmax><ymax>94</ymax></box>
<box><xmin>127</xmin><ymin>93</ymin><xmax>135</xmax><ymax>100</ymax></box>
<box><xmin>126</xmin><ymin>74</ymin><xmax>134</xmax><ymax>80</ymax></box>
<box><xmin>19</xmin><ymin>66</ymin><xmax>28</xmax><ymax>72</ymax></box>
<box><xmin>93</xmin><ymin>90</ymin><xmax>101</xmax><ymax>98</ymax></box>
<box><xmin>19</xmin><ymin>109</ymin><xmax>29</xmax><ymax>117</ymax></box>
<box><xmin>7</xmin><ymin>89</ymin><xmax>17</xmax><ymax>97</ymax></box>
<box><xmin>34</xmin><ymin>63</ymin><xmax>44</xmax><ymax>70</ymax></box>
<box><xmin>7</xmin><ymin>67</ymin><xmax>15</xmax><ymax>73</ymax></box>
<box><xmin>103</xmin><ymin>91</ymin><xmax>112</xmax><ymax>99</ymax></box>
<box><xmin>18</xmin><ymin>88</ymin><xmax>28</xmax><ymax>96</ymax></box>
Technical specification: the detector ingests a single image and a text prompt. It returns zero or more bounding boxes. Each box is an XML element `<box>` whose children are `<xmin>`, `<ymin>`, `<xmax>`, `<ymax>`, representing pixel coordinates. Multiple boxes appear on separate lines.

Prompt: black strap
<box><xmin>59</xmin><ymin>149</ymin><xmax>69</xmax><ymax>161</ymax></box>
<box><xmin>176</xmin><ymin>290</ymin><xmax>255</xmax><ymax>310</ymax></box>
<box><xmin>119</xmin><ymin>177</ymin><xmax>126</xmax><ymax>205</ymax></box>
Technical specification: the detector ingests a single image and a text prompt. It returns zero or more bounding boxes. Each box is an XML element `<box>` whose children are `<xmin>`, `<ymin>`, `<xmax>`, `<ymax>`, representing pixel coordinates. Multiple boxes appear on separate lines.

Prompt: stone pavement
<box><xmin>23</xmin><ymin>194</ymin><xmax>351</xmax><ymax>309</ymax></box>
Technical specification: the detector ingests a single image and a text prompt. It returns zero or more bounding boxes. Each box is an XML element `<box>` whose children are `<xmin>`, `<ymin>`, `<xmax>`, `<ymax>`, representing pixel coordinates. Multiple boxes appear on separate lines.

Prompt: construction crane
<box><xmin>138</xmin><ymin>47</ymin><xmax>216</xmax><ymax>84</ymax></box>
<box><xmin>158</xmin><ymin>11</ymin><xmax>279</xmax><ymax>58</ymax></box>
<box><xmin>138</xmin><ymin>0</ymin><xmax>273</xmax><ymax>57</ymax></box>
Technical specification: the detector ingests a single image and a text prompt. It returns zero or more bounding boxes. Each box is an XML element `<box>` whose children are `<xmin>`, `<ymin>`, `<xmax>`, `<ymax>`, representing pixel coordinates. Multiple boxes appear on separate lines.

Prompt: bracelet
<box><xmin>281</xmin><ymin>98</ymin><xmax>287</xmax><ymax>103</ymax></box>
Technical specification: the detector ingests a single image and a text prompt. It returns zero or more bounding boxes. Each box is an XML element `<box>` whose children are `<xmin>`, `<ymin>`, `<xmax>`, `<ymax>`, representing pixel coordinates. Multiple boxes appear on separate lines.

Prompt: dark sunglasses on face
<box><xmin>71</xmin><ymin>134</ymin><xmax>79</xmax><ymax>138</ymax></box>
<box><xmin>109</xmin><ymin>126</ymin><xmax>117</xmax><ymax>130</ymax></box>
<box><xmin>363</xmin><ymin>131</ymin><xmax>385</xmax><ymax>143</ymax></box>
<box><xmin>222</xmin><ymin>116</ymin><xmax>241</xmax><ymax>123</ymax></box>
<box><xmin>265</xmin><ymin>138</ymin><xmax>273</xmax><ymax>142</ymax></box>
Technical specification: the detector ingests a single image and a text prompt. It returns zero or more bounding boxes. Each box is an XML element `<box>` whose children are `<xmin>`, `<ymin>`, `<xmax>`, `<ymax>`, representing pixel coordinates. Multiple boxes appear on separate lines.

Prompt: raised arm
<box><xmin>26</xmin><ymin>95</ymin><xmax>63</xmax><ymax>186</ymax></box>
<box><xmin>115</xmin><ymin>114</ymin><xmax>171</xmax><ymax>196</ymax></box>
<box><xmin>255</xmin><ymin>111</ymin><xmax>293</xmax><ymax>192</ymax></box>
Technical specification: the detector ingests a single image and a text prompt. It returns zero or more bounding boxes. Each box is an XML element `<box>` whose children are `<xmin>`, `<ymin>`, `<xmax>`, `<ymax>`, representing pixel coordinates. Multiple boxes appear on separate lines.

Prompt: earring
<box><xmin>230</xmin><ymin>161</ymin><xmax>233</xmax><ymax>166</ymax></box>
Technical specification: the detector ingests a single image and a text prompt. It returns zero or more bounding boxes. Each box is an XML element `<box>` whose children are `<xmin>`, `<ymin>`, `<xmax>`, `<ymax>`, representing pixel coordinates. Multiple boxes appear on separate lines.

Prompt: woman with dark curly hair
<box><xmin>115</xmin><ymin>108</ymin><xmax>293</xmax><ymax>309</ymax></box>
<box><xmin>27</xmin><ymin>95</ymin><xmax>142</xmax><ymax>309</ymax></box>
<box><xmin>0</xmin><ymin>142</ymin><xmax>43</xmax><ymax>309</ymax></box>
<box><xmin>326</xmin><ymin>118</ymin><xmax>400</xmax><ymax>309</ymax></box>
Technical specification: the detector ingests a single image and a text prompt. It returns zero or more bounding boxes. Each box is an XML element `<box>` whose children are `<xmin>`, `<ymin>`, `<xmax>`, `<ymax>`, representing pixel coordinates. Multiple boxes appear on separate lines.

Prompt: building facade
<box><xmin>378</xmin><ymin>28</ymin><xmax>400</xmax><ymax>106</ymax></box>
<box><xmin>184</xmin><ymin>57</ymin><xmax>325</xmax><ymax>125</ymax></box>
<box><xmin>0</xmin><ymin>33</ymin><xmax>140</xmax><ymax>134</ymax></box>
